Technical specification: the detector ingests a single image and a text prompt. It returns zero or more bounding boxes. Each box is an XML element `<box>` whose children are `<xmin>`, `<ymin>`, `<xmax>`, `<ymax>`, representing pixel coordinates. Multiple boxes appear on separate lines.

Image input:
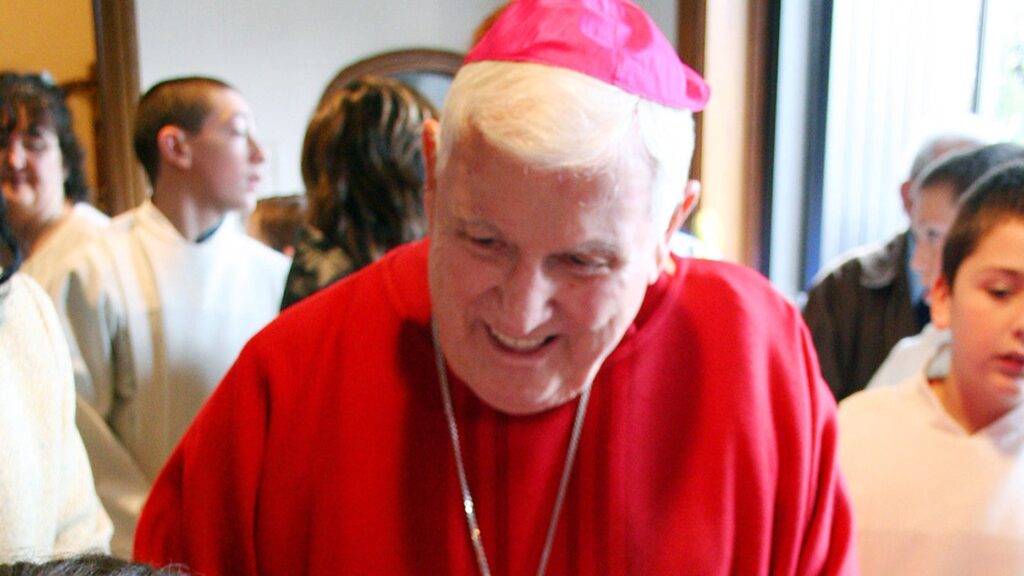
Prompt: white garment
<box><xmin>53</xmin><ymin>200</ymin><xmax>288</xmax><ymax>552</ymax></box>
<box><xmin>839</xmin><ymin>374</ymin><xmax>1024</xmax><ymax>575</ymax></box>
<box><xmin>74</xmin><ymin>397</ymin><xmax>148</xmax><ymax>559</ymax></box>
<box><xmin>866</xmin><ymin>322</ymin><xmax>951</xmax><ymax>389</ymax></box>
<box><xmin>21</xmin><ymin>203</ymin><xmax>109</xmax><ymax>292</ymax></box>
<box><xmin>0</xmin><ymin>273</ymin><xmax>112</xmax><ymax>560</ymax></box>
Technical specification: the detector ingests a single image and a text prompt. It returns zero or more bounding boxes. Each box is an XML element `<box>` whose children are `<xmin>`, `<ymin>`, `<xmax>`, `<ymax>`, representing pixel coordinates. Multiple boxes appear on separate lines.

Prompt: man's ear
<box><xmin>157</xmin><ymin>125</ymin><xmax>191</xmax><ymax>171</ymax></box>
<box><xmin>899</xmin><ymin>179</ymin><xmax>914</xmax><ymax>217</ymax></box>
<box><xmin>656</xmin><ymin>179</ymin><xmax>701</xmax><ymax>272</ymax></box>
<box><xmin>422</xmin><ymin>118</ymin><xmax>440</xmax><ymax>233</ymax></box>
<box><xmin>929</xmin><ymin>274</ymin><xmax>952</xmax><ymax>329</ymax></box>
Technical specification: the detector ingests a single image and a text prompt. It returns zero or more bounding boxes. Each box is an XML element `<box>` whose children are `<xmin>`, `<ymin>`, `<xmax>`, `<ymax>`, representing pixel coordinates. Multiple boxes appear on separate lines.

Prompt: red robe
<box><xmin>135</xmin><ymin>240</ymin><xmax>856</xmax><ymax>575</ymax></box>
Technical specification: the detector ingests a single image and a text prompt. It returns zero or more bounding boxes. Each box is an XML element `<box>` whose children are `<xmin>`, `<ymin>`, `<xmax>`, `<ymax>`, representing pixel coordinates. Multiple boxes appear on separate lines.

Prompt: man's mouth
<box><xmin>488</xmin><ymin>326</ymin><xmax>554</xmax><ymax>352</ymax></box>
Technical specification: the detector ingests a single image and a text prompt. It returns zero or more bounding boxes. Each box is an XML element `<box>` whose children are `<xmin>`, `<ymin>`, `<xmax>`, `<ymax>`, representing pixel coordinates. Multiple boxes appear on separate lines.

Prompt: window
<box><xmin>769</xmin><ymin>0</ymin><xmax>1000</xmax><ymax>299</ymax></box>
<box><xmin>976</xmin><ymin>0</ymin><xmax>1024</xmax><ymax>142</ymax></box>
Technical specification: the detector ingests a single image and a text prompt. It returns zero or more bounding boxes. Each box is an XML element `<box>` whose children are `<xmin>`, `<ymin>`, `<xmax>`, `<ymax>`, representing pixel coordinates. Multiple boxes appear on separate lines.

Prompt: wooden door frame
<box><xmin>92</xmin><ymin>0</ymin><xmax>146</xmax><ymax>215</ymax></box>
<box><xmin>678</xmin><ymin>0</ymin><xmax>773</xmax><ymax>269</ymax></box>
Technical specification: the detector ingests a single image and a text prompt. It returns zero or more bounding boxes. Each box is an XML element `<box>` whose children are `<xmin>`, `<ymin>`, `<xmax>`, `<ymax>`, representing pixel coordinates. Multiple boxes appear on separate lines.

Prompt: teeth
<box><xmin>489</xmin><ymin>327</ymin><xmax>547</xmax><ymax>351</ymax></box>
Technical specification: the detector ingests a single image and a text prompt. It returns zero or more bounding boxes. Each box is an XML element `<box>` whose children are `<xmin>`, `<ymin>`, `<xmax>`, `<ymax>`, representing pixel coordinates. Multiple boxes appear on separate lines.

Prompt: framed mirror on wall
<box><xmin>320</xmin><ymin>48</ymin><xmax>464</xmax><ymax>111</ymax></box>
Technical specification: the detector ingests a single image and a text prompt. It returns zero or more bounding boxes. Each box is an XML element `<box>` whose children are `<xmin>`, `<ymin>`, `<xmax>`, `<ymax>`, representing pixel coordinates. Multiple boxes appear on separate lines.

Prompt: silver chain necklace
<box><xmin>431</xmin><ymin>321</ymin><xmax>592</xmax><ymax>576</ymax></box>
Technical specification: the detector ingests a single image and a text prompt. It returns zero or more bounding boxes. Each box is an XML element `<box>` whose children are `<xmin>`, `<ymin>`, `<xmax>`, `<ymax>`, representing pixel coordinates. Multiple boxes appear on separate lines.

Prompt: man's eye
<box><xmin>470</xmin><ymin>236</ymin><xmax>497</xmax><ymax>248</ymax></box>
<box><xmin>569</xmin><ymin>255</ymin><xmax>595</xmax><ymax>267</ymax></box>
<box><xmin>563</xmin><ymin>253</ymin><xmax>610</xmax><ymax>272</ymax></box>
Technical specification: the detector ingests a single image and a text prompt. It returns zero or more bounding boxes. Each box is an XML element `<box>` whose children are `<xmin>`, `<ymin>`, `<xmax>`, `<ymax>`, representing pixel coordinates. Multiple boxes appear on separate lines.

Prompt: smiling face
<box><xmin>931</xmin><ymin>219</ymin><xmax>1024</xmax><ymax>423</ymax></box>
<box><xmin>185</xmin><ymin>88</ymin><xmax>265</xmax><ymax>215</ymax></box>
<box><xmin>911</xmin><ymin>181</ymin><xmax>959</xmax><ymax>299</ymax></box>
<box><xmin>0</xmin><ymin>110</ymin><xmax>67</xmax><ymax>242</ymax></box>
<box><xmin>426</xmin><ymin>127</ymin><xmax>666</xmax><ymax>415</ymax></box>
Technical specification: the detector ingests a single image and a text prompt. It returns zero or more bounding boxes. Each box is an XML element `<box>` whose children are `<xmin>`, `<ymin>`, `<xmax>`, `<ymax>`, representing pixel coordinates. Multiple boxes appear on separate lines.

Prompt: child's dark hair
<box><xmin>0</xmin><ymin>72</ymin><xmax>88</xmax><ymax>203</ymax></box>
<box><xmin>915</xmin><ymin>142</ymin><xmax>1024</xmax><ymax>201</ymax></box>
<box><xmin>942</xmin><ymin>160</ymin><xmax>1024</xmax><ymax>287</ymax></box>
<box><xmin>132</xmin><ymin>76</ymin><xmax>234</xmax><ymax>185</ymax></box>
<box><xmin>0</xmin><ymin>554</ymin><xmax>187</xmax><ymax>576</ymax></box>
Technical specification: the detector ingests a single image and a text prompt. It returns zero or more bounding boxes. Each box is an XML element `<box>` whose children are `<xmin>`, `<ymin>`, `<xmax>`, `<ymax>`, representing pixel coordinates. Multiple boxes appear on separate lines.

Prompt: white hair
<box><xmin>437</xmin><ymin>61</ymin><xmax>695</xmax><ymax>233</ymax></box>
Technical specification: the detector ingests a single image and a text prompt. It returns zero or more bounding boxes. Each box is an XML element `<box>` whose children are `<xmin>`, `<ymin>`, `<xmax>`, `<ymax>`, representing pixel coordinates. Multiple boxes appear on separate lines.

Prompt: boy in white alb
<box><xmin>839</xmin><ymin>160</ymin><xmax>1024</xmax><ymax>575</ymax></box>
<box><xmin>52</xmin><ymin>77</ymin><xmax>288</xmax><ymax>557</ymax></box>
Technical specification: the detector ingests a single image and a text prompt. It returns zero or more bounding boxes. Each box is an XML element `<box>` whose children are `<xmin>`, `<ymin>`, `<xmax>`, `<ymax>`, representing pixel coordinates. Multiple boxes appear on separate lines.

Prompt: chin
<box><xmin>464</xmin><ymin>373</ymin><xmax>586</xmax><ymax>416</ymax></box>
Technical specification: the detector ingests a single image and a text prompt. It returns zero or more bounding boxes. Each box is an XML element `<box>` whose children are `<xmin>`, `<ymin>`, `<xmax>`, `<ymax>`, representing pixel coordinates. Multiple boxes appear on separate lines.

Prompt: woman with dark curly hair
<box><xmin>0</xmin><ymin>72</ymin><xmax>108</xmax><ymax>290</ymax></box>
<box><xmin>281</xmin><ymin>75</ymin><xmax>437</xmax><ymax>309</ymax></box>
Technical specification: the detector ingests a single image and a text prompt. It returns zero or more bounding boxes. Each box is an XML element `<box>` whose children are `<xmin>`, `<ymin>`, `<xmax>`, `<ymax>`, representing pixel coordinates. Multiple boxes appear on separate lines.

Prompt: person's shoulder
<box><xmin>808</xmin><ymin>230</ymin><xmax>907</xmax><ymax>290</ymax></box>
<box><xmin>47</xmin><ymin>212</ymin><xmax>141</xmax><ymax>298</ymax></box>
<box><xmin>679</xmin><ymin>257</ymin><xmax>796</xmax><ymax>315</ymax></box>
<box><xmin>70</xmin><ymin>202</ymin><xmax>111</xmax><ymax>227</ymax></box>
<box><xmin>6</xmin><ymin>273</ymin><xmax>48</xmax><ymax>315</ymax></box>
<box><xmin>2</xmin><ymin>274</ymin><xmax>67</xmax><ymax>354</ymax></box>
<box><xmin>866</xmin><ymin>324</ymin><xmax>948</xmax><ymax>389</ymax></box>
<box><xmin>235</xmin><ymin>229</ymin><xmax>291</xmax><ymax>269</ymax></box>
<box><xmin>266</xmin><ymin>240</ymin><xmax>430</xmax><ymax>343</ymax></box>
<box><xmin>839</xmin><ymin>376</ymin><xmax>919</xmax><ymax>428</ymax></box>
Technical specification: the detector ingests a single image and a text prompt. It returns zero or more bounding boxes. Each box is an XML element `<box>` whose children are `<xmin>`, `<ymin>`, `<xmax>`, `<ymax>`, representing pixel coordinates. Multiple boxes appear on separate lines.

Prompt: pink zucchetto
<box><xmin>465</xmin><ymin>0</ymin><xmax>711</xmax><ymax>111</ymax></box>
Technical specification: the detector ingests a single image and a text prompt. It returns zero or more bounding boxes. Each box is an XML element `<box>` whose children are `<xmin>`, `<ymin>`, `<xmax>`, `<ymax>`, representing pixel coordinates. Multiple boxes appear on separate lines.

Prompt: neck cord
<box><xmin>431</xmin><ymin>321</ymin><xmax>592</xmax><ymax>576</ymax></box>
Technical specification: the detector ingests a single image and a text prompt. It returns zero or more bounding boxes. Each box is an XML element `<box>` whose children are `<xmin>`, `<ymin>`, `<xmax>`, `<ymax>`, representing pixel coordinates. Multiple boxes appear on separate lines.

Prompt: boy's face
<box><xmin>910</xmin><ymin>182</ymin><xmax>958</xmax><ymax>300</ymax></box>
<box><xmin>931</xmin><ymin>219</ymin><xmax>1024</xmax><ymax>409</ymax></box>
<box><xmin>185</xmin><ymin>88</ymin><xmax>264</xmax><ymax>214</ymax></box>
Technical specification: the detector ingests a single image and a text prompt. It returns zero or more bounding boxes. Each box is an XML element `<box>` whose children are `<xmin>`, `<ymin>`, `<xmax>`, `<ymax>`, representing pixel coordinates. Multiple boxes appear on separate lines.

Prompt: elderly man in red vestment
<box><xmin>134</xmin><ymin>0</ymin><xmax>858</xmax><ymax>574</ymax></box>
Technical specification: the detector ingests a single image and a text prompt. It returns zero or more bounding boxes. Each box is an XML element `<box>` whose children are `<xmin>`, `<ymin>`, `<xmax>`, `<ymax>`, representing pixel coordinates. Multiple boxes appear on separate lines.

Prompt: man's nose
<box><xmin>249</xmin><ymin>135</ymin><xmax>266</xmax><ymax>164</ymax></box>
<box><xmin>500</xmin><ymin>259</ymin><xmax>556</xmax><ymax>335</ymax></box>
<box><xmin>909</xmin><ymin>239</ymin><xmax>928</xmax><ymax>276</ymax></box>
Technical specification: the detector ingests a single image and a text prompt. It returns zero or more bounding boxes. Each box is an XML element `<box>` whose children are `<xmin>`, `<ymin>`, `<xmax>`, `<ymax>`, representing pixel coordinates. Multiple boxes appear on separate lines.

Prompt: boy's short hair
<box><xmin>133</xmin><ymin>76</ymin><xmax>234</xmax><ymax>185</ymax></box>
<box><xmin>916</xmin><ymin>142</ymin><xmax>1024</xmax><ymax>201</ymax></box>
<box><xmin>942</xmin><ymin>160</ymin><xmax>1024</xmax><ymax>287</ymax></box>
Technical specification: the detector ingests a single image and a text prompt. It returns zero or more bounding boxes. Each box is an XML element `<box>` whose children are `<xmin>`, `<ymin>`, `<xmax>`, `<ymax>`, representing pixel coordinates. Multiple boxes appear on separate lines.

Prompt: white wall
<box><xmin>136</xmin><ymin>0</ymin><xmax>678</xmax><ymax>196</ymax></box>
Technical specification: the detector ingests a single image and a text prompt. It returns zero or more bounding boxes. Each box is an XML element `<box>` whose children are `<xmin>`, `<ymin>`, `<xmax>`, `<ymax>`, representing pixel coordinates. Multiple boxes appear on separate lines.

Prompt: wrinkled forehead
<box><xmin>443</xmin><ymin>119</ymin><xmax>650</xmax><ymax>182</ymax></box>
<box><xmin>441</xmin><ymin>126</ymin><xmax>655</xmax><ymax>220</ymax></box>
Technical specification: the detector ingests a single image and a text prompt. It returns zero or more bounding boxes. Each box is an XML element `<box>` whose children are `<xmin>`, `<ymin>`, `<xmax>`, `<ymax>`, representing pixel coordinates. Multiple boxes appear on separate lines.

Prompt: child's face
<box><xmin>910</xmin><ymin>182</ymin><xmax>958</xmax><ymax>301</ymax></box>
<box><xmin>931</xmin><ymin>219</ymin><xmax>1024</xmax><ymax>409</ymax></box>
<box><xmin>186</xmin><ymin>88</ymin><xmax>265</xmax><ymax>214</ymax></box>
